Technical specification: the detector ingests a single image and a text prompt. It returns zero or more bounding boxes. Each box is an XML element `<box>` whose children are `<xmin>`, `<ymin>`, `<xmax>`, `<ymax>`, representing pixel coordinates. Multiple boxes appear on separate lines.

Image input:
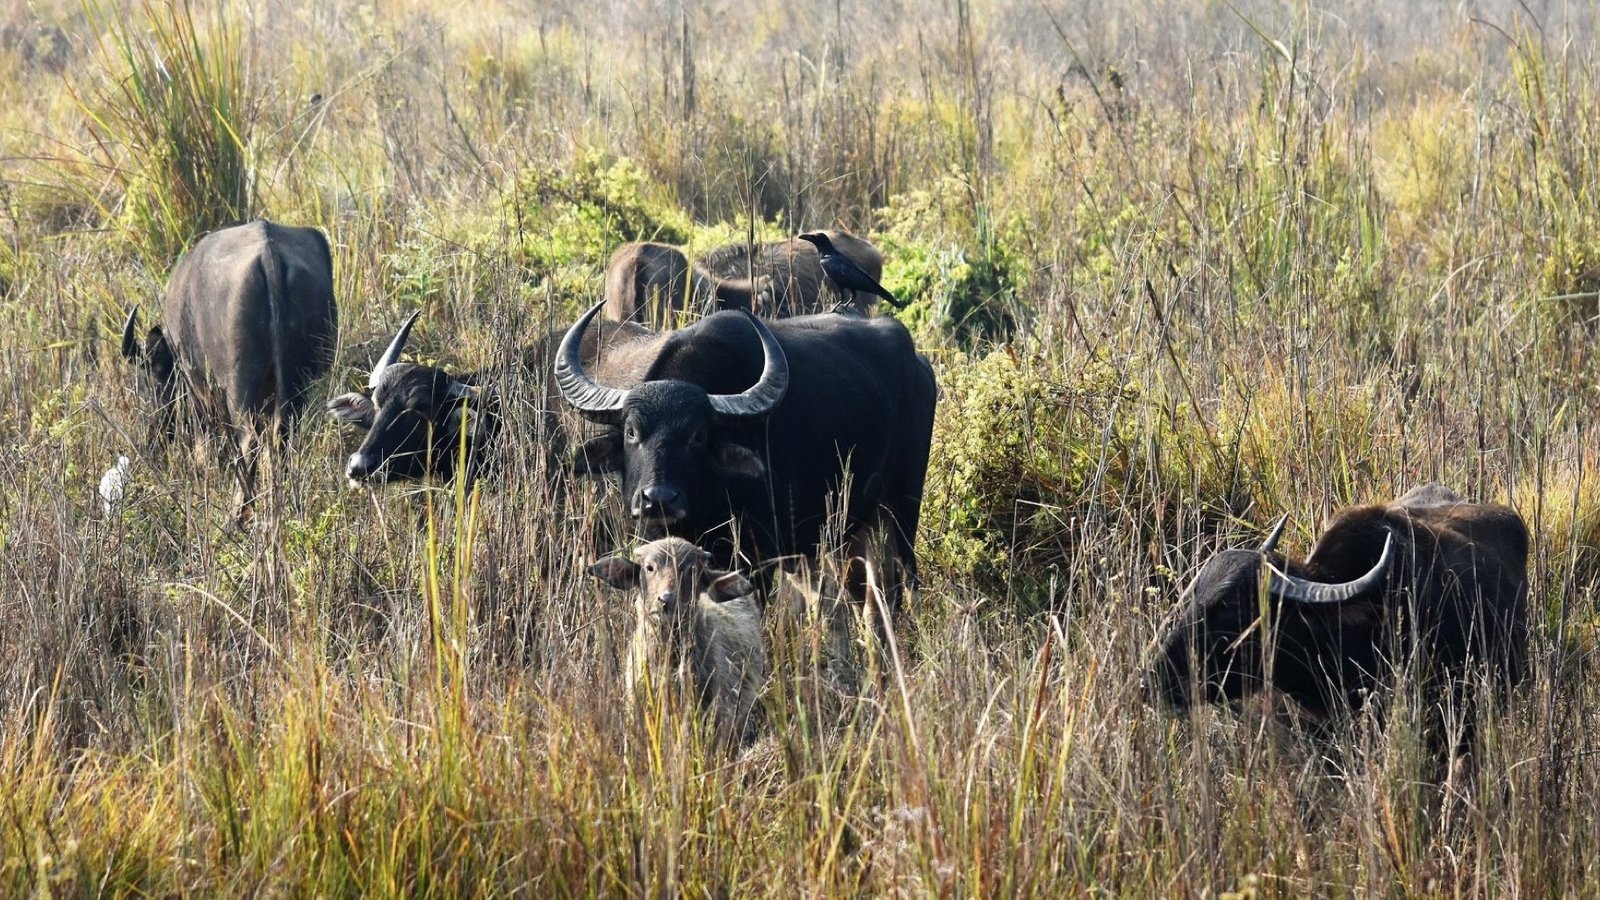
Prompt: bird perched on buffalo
<box><xmin>797</xmin><ymin>231</ymin><xmax>905</xmax><ymax>311</ymax></box>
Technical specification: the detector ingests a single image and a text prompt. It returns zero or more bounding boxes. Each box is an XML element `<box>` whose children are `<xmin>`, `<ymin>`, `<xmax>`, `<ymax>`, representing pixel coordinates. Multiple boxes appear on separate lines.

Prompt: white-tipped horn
<box><xmin>369</xmin><ymin>310</ymin><xmax>422</xmax><ymax>391</ymax></box>
<box><xmin>706</xmin><ymin>309</ymin><xmax>789</xmax><ymax>418</ymax></box>
<box><xmin>555</xmin><ymin>300</ymin><xmax>630</xmax><ymax>422</ymax></box>
<box><xmin>1257</xmin><ymin>514</ymin><xmax>1289</xmax><ymax>554</ymax></box>
<box><xmin>1268</xmin><ymin>533</ymin><xmax>1396</xmax><ymax>604</ymax></box>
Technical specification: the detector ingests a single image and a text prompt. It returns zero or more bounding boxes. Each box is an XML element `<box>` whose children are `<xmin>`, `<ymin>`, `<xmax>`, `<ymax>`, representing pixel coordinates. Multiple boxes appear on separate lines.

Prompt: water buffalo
<box><xmin>1148</xmin><ymin>484</ymin><xmax>1529</xmax><ymax>749</ymax></box>
<box><xmin>121</xmin><ymin>220</ymin><xmax>337</xmax><ymax>502</ymax></box>
<box><xmin>327</xmin><ymin>311</ymin><xmax>650</xmax><ymax>486</ymax></box>
<box><xmin>589</xmin><ymin>536</ymin><xmax>767</xmax><ymax>747</ymax></box>
<box><xmin>697</xmin><ymin>229</ymin><xmax>885</xmax><ymax>316</ymax></box>
<box><xmin>602</xmin><ymin>242</ymin><xmax>769</xmax><ymax>328</ymax></box>
<box><xmin>555</xmin><ymin>299</ymin><xmax>937</xmax><ymax>615</ymax></box>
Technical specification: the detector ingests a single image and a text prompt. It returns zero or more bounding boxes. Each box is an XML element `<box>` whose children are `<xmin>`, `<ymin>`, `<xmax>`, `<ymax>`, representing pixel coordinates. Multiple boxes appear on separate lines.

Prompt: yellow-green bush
<box><xmin>503</xmin><ymin>151</ymin><xmax>693</xmax><ymax>303</ymax></box>
<box><xmin>921</xmin><ymin>348</ymin><xmax>1140</xmax><ymax>605</ymax></box>
<box><xmin>874</xmin><ymin>173</ymin><xmax>1018</xmax><ymax>346</ymax></box>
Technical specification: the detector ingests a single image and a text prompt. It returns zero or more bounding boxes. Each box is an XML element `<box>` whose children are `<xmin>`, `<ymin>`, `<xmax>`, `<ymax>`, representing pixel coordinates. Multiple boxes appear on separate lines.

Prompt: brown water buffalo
<box><xmin>697</xmin><ymin>229</ymin><xmax>885</xmax><ymax>316</ymax></box>
<box><xmin>602</xmin><ymin>242</ymin><xmax>769</xmax><ymax>327</ymax></box>
<box><xmin>1149</xmin><ymin>483</ymin><xmax>1529</xmax><ymax>751</ymax></box>
<box><xmin>122</xmin><ymin>220</ymin><xmax>337</xmax><ymax>502</ymax></box>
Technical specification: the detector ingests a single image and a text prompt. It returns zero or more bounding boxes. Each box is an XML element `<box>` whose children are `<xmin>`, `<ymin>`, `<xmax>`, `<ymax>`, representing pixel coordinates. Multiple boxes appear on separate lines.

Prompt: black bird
<box><xmin>797</xmin><ymin>232</ymin><xmax>905</xmax><ymax>311</ymax></box>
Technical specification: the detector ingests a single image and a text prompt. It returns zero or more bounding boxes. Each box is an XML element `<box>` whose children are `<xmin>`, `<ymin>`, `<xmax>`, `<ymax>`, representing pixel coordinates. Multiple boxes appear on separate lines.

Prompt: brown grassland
<box><xmin>3</xmin><ymin>0</ymin><xmax>1600</xmax><ymax>894</ymax></box>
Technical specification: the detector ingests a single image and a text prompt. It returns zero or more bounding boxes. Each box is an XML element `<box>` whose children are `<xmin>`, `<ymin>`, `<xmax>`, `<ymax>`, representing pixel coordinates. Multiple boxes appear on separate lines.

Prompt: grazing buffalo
<box><xmin>327</xmin><ymin>311</ymin><xmax>649</xmax><ymax>486</ymax></box>
<box><xmin>602</xmin><ymin>242</ymin><xmax>769</xmax><ymax>327</ymax></box>
<box><xmin>589</xmin><ymin>536</ymin><xmax>767</xmax><ymax>747</ymax></box>
<box><xmin>556</xmin><ymin>299</ymin><xmax>937</xmax><ymax>614</ymax></box>
<box><xmin>698</xmin><ymin>229</ymin><xmax>885</xmax><ymax>316</ymax></box>
<box><xmin>1149</xmin><ymin>484</ymin><xmax>1529</xmax><ymax>748</ymax></box>
<box><xmin>121</xmin><ymin>220</ymin><xmax>337</xmax><ymax>501</ymax></box>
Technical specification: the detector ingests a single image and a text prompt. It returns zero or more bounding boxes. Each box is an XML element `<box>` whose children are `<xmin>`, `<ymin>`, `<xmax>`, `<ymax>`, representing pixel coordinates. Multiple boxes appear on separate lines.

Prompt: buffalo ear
<box><xmin>574</xmin><ymin>433</ymin><xmax>623</xmax><ymax>476</ymax></box>
<box><xmin>327</xmin><ymin>393</ymin><xmax>375</xmax><ymax>429</ymax></box>
<box><xmin>144</xmin><ymin>327</ymin><xmax>176</xmax><ymax>382</ymax></box>
<box><xmin>143</xmin><ymin>321</ymin><xmax>171</xmax><ymax>368</ymax></box>
<box><xmin>448</xmin><ymin>403</ymin><xmax>475</xmax><ymax>438</ymax></box>
<box><xmin>715</xmin><ymin>441</ymin><xmax>765</xmax><ymax>479</ymax></box>
<box><xmin>708</xmin><ymin>570</ymin><xmax>754</xmax><ymax>602</ymax></box>
<box><xmin>588</xmin><ymin>553</ymin><xmax>640</xmax><ymax>590</ymax></box>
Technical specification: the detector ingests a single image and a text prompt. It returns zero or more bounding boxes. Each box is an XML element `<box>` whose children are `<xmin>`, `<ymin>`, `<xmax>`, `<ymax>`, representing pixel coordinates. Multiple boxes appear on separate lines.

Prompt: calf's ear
<box><xmin>708</xmin><ymin>571</ymin><xmax>754</xmax><ymax>602</ymax></box>
<box><xmin>588</xmin><ymin>554</ymin><xmax>640</xmax><ymax>590</ymax></box>
<box><xmin>327</xmin><ymin>393</ymin><xmax>375</xmax><ymax>429</ymax></box>
<box><xmin>574</xmin><ymin>433</ymin><xmax>623</xmax><ymax>476</ymax></box>
<box><xmin>715</xmin><ymin>441</ymin><xmax>765</xmax><ymax>479</ymax></box>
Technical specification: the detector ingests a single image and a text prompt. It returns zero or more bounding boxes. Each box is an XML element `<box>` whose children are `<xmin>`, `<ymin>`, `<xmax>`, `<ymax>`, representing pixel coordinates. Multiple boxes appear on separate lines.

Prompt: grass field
<box><xmin>4</xmin><ymin>0</ymin><xmax>1600</xmax><ymax>894</ymax></box>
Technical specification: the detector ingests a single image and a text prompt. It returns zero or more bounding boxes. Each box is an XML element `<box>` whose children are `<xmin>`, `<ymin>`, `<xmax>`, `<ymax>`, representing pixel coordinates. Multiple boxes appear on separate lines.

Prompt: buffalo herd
<box><xmin>118</xmin><ymin>218</ymin><xmax>1535</xmax><ymax>759</ymax></box>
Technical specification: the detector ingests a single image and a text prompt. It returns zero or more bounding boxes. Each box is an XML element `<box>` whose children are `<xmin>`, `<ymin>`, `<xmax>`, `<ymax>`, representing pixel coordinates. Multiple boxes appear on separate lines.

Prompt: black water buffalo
<box><xmin>697</xmin><ymin>229</ymin><xmax>885</xmax><ymax>316</ymax></box>
<box><xmin>555</xmin><ymin>300</ymin><xmax>937</xmax><ymax>613</ymax></box>
<box><xmin>327</xmin><ymin>311</ymin><xmax>649</xmax><ymax>485</ymax></box>
<box><xmin>1149</xmin><ymin>483</ymin><xmax>1529</xmax><ymax>747</ymax></box>
<box><xmin>121</xmin><ymin>220</ymin><xmax>337</xmax><ymax>500</ymax></box>
<box><xmin>602</xmin><ymin>242</ymin><xmax>769</xmax><ymax>327</ymax></box>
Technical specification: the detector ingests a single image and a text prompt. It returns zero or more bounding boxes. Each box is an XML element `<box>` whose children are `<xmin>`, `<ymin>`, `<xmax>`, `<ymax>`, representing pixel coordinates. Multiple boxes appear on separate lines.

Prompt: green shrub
<box><xmin>874</xmin><ymin>173</ymin><xmax>1018</xmax><ymax>347</ymax></box>
<box><xmin>921</xmin><ymin>348</ymin><xmax>1140</xmax><ymax>607</ymax></box>
<box><xmin>506</xmin><ymin>150</ymin><xmax>692</xmax><ymax>302</ymax></box>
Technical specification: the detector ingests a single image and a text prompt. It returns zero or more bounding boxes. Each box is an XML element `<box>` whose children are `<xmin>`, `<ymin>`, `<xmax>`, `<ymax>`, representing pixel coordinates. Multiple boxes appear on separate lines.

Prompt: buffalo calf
<box><xmin>590</xmin><ymin>537</ymin><xmax>767</xmax><ymax>747</ymax></box>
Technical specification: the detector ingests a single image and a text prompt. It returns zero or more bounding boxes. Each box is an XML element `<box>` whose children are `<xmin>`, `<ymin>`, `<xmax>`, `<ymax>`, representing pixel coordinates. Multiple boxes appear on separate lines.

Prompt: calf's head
<box><xmin>1148</xmin><ymin>516</ymin><xmax>1395</xmax><ymax>711</ymax></box>
<box><xmin>589</xmin><ymin>537</ymin><xmax>755</xmax><ymax>620</ymax></box>
<box><xmin>327</xmin><ymin>311</ymin><xmax>487</xmax><ymax>485</ymax></box>
<box><xmin>556</xmin><ymin>301</ymin><xmax>787</xmax><ymax>528</ymax></box>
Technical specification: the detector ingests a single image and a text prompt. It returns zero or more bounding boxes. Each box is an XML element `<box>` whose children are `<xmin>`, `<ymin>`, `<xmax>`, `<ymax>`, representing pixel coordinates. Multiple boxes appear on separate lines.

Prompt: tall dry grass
<box><xmin>1</xmin><ymin>0</ymin><xmax>1599</xmax><ymax>894</ymax></box>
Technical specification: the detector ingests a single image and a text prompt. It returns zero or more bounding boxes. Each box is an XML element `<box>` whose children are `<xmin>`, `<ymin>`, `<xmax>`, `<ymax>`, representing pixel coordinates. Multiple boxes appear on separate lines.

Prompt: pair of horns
<box><xmin>1255</xmin><ymin>514</ymin><xmax>1395</xmax><ymax>604</ymax></box>
<box><xmin>554</xmin><ymin>300</ymin><xmax>789</xmax><ymax>422</ymax></box>
<box><xmin>368</xmin><ymin>310</ymin><xmax>478</xmax><ymax>399</ymax></box>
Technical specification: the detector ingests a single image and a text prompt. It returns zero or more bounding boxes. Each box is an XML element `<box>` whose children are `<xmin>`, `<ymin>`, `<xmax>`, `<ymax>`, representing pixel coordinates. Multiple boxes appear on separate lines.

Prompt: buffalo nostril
<box><xmin>347</xmin><ymin>453</ymin><xmax>374</xmax><ymax>479</ymax></box>
<box><xmin>642</xmin><ymin>485</ymin><xmax>680</xmax><ymax>506</ymax></box>
<box><xmin>658</xmin><ymin>591</ymin><xmax>677</xmax><ymax>610</ymax></box>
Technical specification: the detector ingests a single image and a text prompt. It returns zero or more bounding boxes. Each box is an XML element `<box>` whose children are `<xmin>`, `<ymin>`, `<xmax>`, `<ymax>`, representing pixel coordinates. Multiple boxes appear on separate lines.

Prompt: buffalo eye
<box><xmin>688</xmin><ymin>429</ymin><xmax>708</xmax><ymax>448</ymax></box>
<box><xmin>645</xmin><ymin>562</ymin><xmax>656</xmax><ymax>573</ymax></box>
<box><xmin>625</xmin><ymin>423</ymin><xmax>640</xmax><ymax>443</ymax></box>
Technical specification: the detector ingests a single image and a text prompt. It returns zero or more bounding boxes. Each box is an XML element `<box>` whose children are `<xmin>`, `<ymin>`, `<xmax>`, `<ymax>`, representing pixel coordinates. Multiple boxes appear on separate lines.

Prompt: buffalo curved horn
<box><xmin>554</xmin><ymin>300</ymin><xmax>630</xmax><ymax>422</ymax></box>
<box><xmin>1267</xmin><ymin>532</ymin><xmax>1396</xmax><ymax>604</ymax></box>
<box><xmin>706</xmin><ymin>309</ymin><xmax>789</xmax><ymax>419</ymax></box>
<box><xmin>369</xmin><ymin>310</ymin><xmax>422</xmax><ymax>391</ymax></box>
<box><xmin>1257</xmin><ymin>514</ymin><xmax>1289</xmax><ymax>555</ymax></box>
<box><xmin>120</xmin><ymin>308</ymin><xmax>141</xmax><ymax>361</ymax></box>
